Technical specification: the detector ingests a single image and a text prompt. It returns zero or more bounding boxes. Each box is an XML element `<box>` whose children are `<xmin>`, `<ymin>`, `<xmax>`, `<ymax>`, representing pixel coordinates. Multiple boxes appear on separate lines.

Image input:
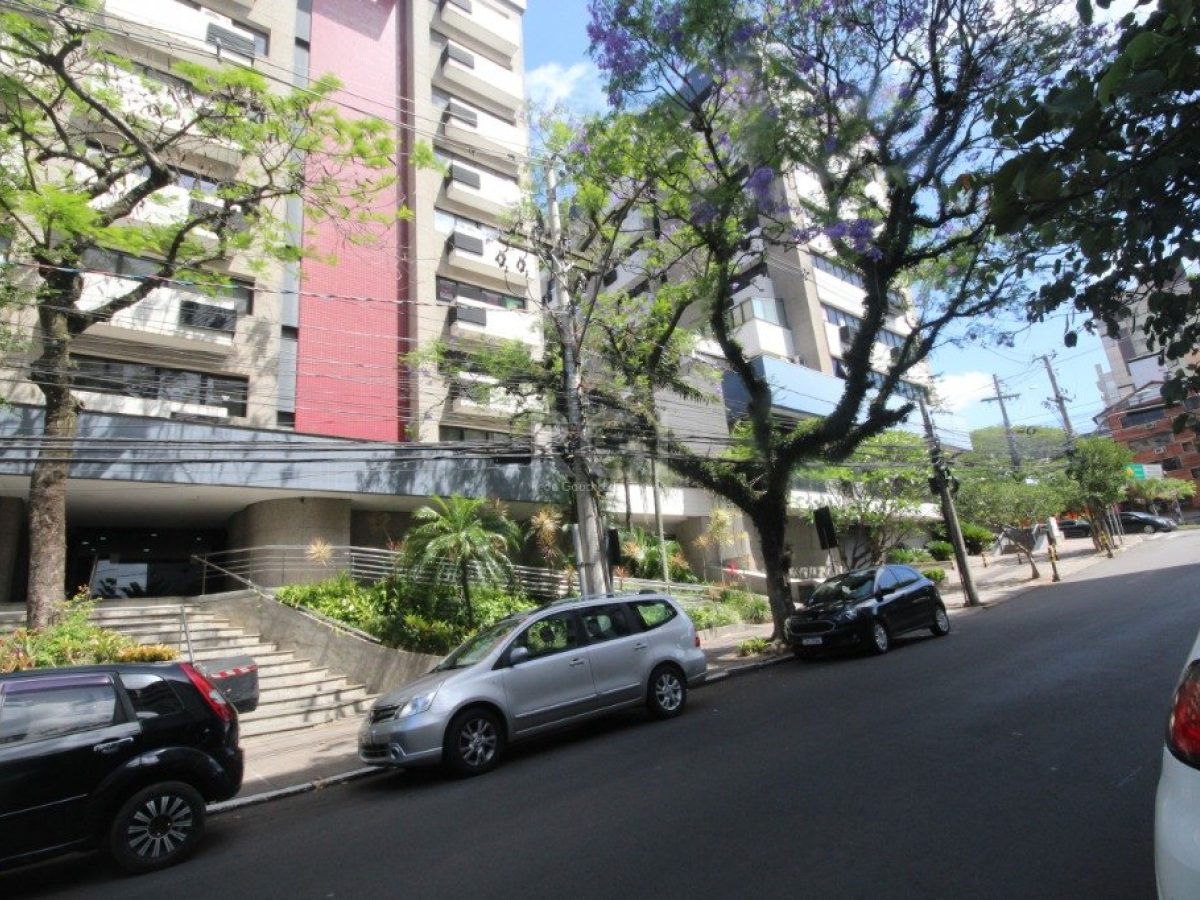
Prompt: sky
<box><xmin>521</xmin><ymin>0</ymin><xmax>1114</xmax><ymax>442</ymax></box>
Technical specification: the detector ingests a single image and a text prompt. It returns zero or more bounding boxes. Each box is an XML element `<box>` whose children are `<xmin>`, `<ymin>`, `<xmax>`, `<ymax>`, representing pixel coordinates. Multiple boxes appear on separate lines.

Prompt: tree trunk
<box><xmin>26</xmin><ymin>305</ymin><xmax>79</xmax><ymax>628</ymax></box>
<box><xmin>756</xmin><ymin>510</ymin><xmax>793</xmax><ymax>641</ymax></box>
<box><xmin>459</xmin><ymin>561</ymin><xmax>475</xmax><ymax>627</ymax></box>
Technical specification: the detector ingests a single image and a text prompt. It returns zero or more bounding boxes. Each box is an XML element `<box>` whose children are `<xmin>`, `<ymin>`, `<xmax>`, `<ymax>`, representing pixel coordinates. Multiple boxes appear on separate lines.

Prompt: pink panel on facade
<box><xmin>297</xmin><ymin>0</ymin><xmax>409</xmax><ymax>440</ymax></box>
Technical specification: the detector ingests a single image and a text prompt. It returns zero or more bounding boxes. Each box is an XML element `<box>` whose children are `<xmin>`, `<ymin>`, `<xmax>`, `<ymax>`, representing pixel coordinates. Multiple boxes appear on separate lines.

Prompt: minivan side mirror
<box><xmin>509</xmin><ymin>646</ymin><xmax>530</xmax><ymax>666</ymax></box>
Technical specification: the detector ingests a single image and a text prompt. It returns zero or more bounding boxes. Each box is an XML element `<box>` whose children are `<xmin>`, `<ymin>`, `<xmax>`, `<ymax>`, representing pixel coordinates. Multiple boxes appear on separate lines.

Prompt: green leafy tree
<box><xmin>1125</xmin><ymin>477</ymin><xmax>1196</xmax><ymax>518</ymax></box>
<box><xmin>968</xmin><ymin>426</ymin><xmax>1071</xmax><ymax>465</ymax></box>
<box><xmin>585</xmin><ymin>0</ymin><xmax>1085</xmax><ymax>636</ymax></box>
<box><xmin>803</xmin><ymin>432</ymin><xmax>932</xmax><ymax>569</ymax></box>
<box><xmin>956</xmin><ymin>468</ymin><xmax>1068</xmax><ymax>578</ymax></box>
<box><xmin>0</xmin><ymin>1</ymin><xmax>404</xmax><ymax>626</ymax></box>
<box><xmin>401</xmin><ymin>496</ymin><xmax>520</xmax><ymax>627</ymax></box>
<box><xmin>991</xmin><ymin>0</ymin><xmax>1200</xmax><ymax>411</ymax></box>
<box><xmin>1064</xmin><ymin>436</ymin><xmax>1134</xmax><ymax>554</ymax></box>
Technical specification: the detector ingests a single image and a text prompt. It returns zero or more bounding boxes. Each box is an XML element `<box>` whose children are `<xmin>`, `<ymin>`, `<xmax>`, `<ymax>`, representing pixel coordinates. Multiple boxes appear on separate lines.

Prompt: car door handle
<box><xmin>568</xmin><ymin>657</ymin><xmax>586</xmax><ymax>667</ymax></box>
<box><xmin>93</xmin><ymin>736</ymin><xmax>134</xmax><ymax>754</ymax></box>
<box><xmin>633</xmin><ymin>642</ymin><xmax>648</xmax><ymax>651</ymax></box>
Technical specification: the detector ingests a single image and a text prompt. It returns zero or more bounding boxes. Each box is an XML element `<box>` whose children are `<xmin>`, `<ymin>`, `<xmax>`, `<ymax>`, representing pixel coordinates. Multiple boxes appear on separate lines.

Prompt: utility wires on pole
<box><xmin>545</xmin><ymin>162</ymin><xmax>607</xmax><ymax>597</ymax></box>
<box><xmin>982</xmin><ymin>374</ymin><xmax>1022</xmax><ymax>469</ymax></box>
<box><xmin>919</xmin><ymin>399</ymin><xmax>980</xmax><ymax>608</ymax></box>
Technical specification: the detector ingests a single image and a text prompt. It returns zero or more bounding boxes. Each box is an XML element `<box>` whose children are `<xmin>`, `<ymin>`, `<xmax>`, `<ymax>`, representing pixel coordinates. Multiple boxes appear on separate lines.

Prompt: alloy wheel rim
<box><xmin>126</xmin><ymin>794</ymin><xmax>193</xmax><ymax>858</ymax></box>
<box><xmin>936</xmin><ymin>609</ymin><xmax>949</xmax><ymax>631</ymax></box>
<box><xmin>874</xmin><ymin>624</ymin><xmax>888</xmax><ymax>650</ymax></box>
<box><xmin>656</xmin><ymin>673</ymin><xmax>683</xmax><ymax>711</ymax></box>
<box><xmin>459</xmin><ymin>717</ymin><xmax>497</xmax><ymax>767</ymax></box>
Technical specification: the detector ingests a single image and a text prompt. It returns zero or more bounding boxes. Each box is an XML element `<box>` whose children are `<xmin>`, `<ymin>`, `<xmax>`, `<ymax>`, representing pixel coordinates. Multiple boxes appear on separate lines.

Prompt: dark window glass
<box><xmin>876</xmin><ymin>568</ymin><xmax>899</xmax><ymax>592</ymax></box>
<box><xmin>120</xmin><ymin>673</ymin><xmax>185</xmax><ymax>720</ymax></box>
<box><xmin>516</xmin><ymin>611</ymin><xmax>581</xmax><ymax>658</ymax></box>
<box><xmin>1162</xmin><ymin>457</ymin><xmax>1182</xmax><ymax>472</ymax></box>
<box><xmin>631</xmin><ymin>600</ymin><xmax>678</xmax><ymax>630</ymax></box>
<box><xmin>581</xmin><ymin>604</ymin><xmax>635</xmax><ymax>643</ymax></box>
<box><xmin>1122</xmin><ymin>407</ymin><xmax>1166</xmax><ymax>428</ymax></box>
<box><xmin>437</xmin><ymin>277</ymin><xmax>457</xmax><ymax>302</ymax></box>
<box><xmin>207</xmin><ymin>376</ymin><xmax>248</xmax><ymax>417</ymax></box>
<box><xmin>0</xmin><ymin>679</ymin><xmax>120</xmax><ymax>744</ymax></box>
<box><xmin>892</xmin><ymin>565</ymin><xmax>921</xmax><ymax>586</ymax></box>
<box><xmin>277</xmin><ymin>410</ymin><xmax>295</xmax><ymax>428</ymax></box>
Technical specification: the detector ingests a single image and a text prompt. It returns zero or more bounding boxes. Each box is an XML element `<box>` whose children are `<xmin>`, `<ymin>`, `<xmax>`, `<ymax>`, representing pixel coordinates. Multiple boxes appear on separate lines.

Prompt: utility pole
<box><xmin>546</xmin><ymin>163</ymin><xmax>607</xmax><ymax>597</ymax></box>
<box><xmin>982</xmin><ymin>374</ymin><xmax>1021</xmax><ymax>469</ymax></box>
<box><xmin>1040</xmin><ymin>354</ymin><xmax>1076</xmax><ymax>444</ymax></box>
<box><xmin>919</xmin><ymin>399</ymin><xmax>980</xmax><ymax>607</ymax></box>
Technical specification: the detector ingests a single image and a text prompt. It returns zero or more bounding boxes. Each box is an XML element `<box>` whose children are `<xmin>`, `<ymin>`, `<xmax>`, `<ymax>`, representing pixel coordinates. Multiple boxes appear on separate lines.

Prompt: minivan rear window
<box><xmin>631</xmin><ymin>600</ymin><xmax>677</xmax><ymax>630</ymax></box>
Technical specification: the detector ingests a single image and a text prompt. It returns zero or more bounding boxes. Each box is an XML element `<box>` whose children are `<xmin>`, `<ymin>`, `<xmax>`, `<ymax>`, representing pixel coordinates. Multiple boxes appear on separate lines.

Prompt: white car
<box><xmin>1155</xmin><ymin>630</ymin><xmax>1200</xmax><ymax>898</ymax></box>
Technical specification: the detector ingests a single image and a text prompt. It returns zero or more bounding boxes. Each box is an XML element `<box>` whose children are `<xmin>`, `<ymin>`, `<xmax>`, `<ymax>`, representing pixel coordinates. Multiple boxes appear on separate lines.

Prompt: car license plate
<box><xmin>802</xmin><ymin>637</ymin><xmax>823</xmax><ymax>646</ymax></box>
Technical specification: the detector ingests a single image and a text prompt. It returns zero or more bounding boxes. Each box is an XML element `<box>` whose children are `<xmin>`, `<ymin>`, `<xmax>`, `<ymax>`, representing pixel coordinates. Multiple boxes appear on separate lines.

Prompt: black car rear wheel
<box><xmin>870</xmin><ymin>621</ymin><xmax>890</xmax><ymax>655</ymax></box>
<box><xmin>109</xmin><ymin>781</ymin><xmax>205</xmax><ymax>874</ymax></box>
<box><xmin>931</xmin><ymin>605</ymin><xmax>951</xmax><ymax>637</ymax></box>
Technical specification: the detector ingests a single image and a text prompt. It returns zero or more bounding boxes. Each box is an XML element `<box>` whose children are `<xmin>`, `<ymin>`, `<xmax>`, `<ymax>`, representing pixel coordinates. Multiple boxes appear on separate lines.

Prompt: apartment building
<box><xmin>0</xmin><ymin>0</ymin><xmax>547</xmax><ymax>603</ymax></box>
<box><xmin>1096</xmin><ymin>385</ymin><xmax>1200</xmax><ymax>511</ymax></box>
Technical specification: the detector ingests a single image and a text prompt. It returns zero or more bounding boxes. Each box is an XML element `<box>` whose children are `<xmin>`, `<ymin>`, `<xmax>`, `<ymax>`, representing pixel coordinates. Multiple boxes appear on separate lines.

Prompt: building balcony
<box><xmin>441</xmin><ymin>161</ymin><xmax>522</xmax><ymax>223</ymax></box>
<box><xmin>103</xmin><ymin>0</ymin><xmax>260</xmax><ymax>66</ymax></box>
<box><xmin>439</xmin><ymin>99</ymin><xmax>525</xmax><ymax>175</ymax></box>
<box><xmin>434</xmin><ymin>0</ymin><xmax>521</xmax><ymax>62</ymax></box>
<box><xmin>730</xmin><ymin>298</ymin><xmax>795</xmax><ymax>360</ymax></box>
<box><xmin>447</xmin><ymin>302</ymin><xmax>542</xmax><ymax>354</ymax></box>
<box><xmin>443</xmin><ymin>228</ymin><xmax>537</xmax><ymax>293</ymax></box>
<box><xmin>434</xmin><ymin>41</ymin><xmax>523</xmax><ymax>119</ymax></box>
<box><xmin>449</xmin><ymin>372</ymin><xmax>526</xmax><ymax>419</ymax></box>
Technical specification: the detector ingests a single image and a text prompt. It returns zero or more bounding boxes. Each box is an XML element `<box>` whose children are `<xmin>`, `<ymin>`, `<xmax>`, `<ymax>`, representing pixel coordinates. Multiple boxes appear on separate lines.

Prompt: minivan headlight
<box><xmin>397</xmin><ymin>691</ymin><xmax>437</xmax><ymax>719</ymax></box>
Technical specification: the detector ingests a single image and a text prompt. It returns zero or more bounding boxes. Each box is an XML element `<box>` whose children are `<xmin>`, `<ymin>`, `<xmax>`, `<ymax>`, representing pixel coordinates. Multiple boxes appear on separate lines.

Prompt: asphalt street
<box><xmin>5</xmin><ymin>531</ymin><xmax>1199</xmax><ymax>899</ymax></box>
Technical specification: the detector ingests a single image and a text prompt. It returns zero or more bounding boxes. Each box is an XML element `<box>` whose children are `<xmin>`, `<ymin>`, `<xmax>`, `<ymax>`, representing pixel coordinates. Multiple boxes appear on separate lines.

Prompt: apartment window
<box><xmin>730</xmin><ymin>297</ymin><xmax>787</xmax><ymax>328</ymax></box>
<box><xmin>441</xmin><ymin>279</ymin><xmax>510</xmax><ymax>308</ymax></box>
<box><xmin>1121</xmin><ymin>407</ymin><xmax>1165</xmax><ymax>428</ymax></box>
<box><xmin>831</xmin><ymin>359</ymin><xmax>927</xmax><ymax>401</ymax></box>
<box><xmin>822</xmin><ymin>305</ymin><xmax>905</xmax><ymax>348</ymax></box>
<box><xmin>1182</xmin><ymin>442</ymin><xmax>1195</xmax><ymax>453</ymax></box>
<box><xmin>1162</xmin><ymin>457</ymin><xmax>1182</xmax><ymax>472</ymax></box>
<box><xmin>277</xmin><ymin>410</ymin><xmax>295</xmax><ymax>429</ymax></box>
<box><xmin>73</xmin><ymin>356</ymin><xmax>248</xmax><ymax>417</ymax></box>
<box><xmin>439</xmin><ymin>425</ymin><xmax>509</xmax><ymax>442</ymax></box>
<box><xmin>1191</xmin><ymin>467</ymin><xmax>1200</xmax><ymax>480</ymax></box>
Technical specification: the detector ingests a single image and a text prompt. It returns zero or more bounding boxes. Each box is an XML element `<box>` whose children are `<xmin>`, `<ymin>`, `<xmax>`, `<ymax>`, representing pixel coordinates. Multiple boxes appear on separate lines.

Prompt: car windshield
<box><xmin>434</xmin><ymin>616</ymin><xmax>526</xmax><ymax>671</ymax></box>
<box><xmin>810</xmin><ymin>570</ymin><xmax>877</xmax><ymax>604</ymax></box>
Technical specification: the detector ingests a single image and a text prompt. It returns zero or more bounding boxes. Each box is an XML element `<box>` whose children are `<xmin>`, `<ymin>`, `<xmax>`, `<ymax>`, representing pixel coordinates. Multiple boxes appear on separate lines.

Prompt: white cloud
<box><xmin>933</xmin><ymin>371</ymin><xmax>994</xmax><ymax>413</ymax></box>
<box><xmin>526</xmin><ymin>60</ymin><xmax>608</xmax><ymax>113</ymax></box>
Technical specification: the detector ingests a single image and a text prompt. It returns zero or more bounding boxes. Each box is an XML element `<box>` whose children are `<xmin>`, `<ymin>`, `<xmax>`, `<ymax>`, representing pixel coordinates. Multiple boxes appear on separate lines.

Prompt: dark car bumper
<box><xmin>785</xmin><ymin>619</ymin><xmax>871</xmax><ymax>653</ymax></box>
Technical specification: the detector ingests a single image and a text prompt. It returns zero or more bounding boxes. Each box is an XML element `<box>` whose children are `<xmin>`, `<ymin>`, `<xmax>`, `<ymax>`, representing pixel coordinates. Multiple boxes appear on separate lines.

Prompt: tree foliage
<box><xmin>991</xmin><ymin>0</ymin><xmax>1200</xmax><ymax>413</ymax></box>
<box><xmin>0</xmin><ymin>1</ymin><xmax>402</xmax><ymax>625</ymax></box>
<box><xmin>401</xmin><ymin>496</ymin><xmax>520</xmax><ymax>627</ymax></box>
<box><xmin>967</xmin><ymin>425</ymin><xmax>1071</xmax><ymax>465</ymax></box>
<box><xmin>584</xmin><ymin>0</ymin><xmax>1087</xmax><ymax>634</ymax></box>
<box><xmin>803</xmin><ymin>431</ymin><xmax>931</xmax><ymax>569</ymax></box>
<box><xmin>955</xmin><ymin>466</ymin><xmax>1068</xmax><ymax>577</ymax></box>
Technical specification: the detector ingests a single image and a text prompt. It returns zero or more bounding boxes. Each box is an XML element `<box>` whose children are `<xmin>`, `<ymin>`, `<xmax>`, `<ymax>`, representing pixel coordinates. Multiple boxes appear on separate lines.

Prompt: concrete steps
<box><xmin>1</xmin><ymin>599</ymin><xmax>376</xmax><ymax>740</ymax></box>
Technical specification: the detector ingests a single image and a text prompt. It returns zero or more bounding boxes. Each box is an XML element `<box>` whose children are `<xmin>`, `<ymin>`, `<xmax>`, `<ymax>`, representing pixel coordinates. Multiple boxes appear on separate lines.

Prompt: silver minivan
<box><xmin>359</xmin><ymin>593</ymin><xmax>707</xmax><ymax>775</ymax></box>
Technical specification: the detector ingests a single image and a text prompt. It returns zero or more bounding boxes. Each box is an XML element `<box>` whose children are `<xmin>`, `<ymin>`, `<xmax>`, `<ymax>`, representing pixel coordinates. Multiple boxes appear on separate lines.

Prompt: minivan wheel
<box><xmin>648</xmin><ymin>665</ymin><xmax>686</xmax><ymax>719</ymax></box>
<box><xmin>870</xmin><ymin>621</ymin><xmax>891</xmax><ymax>655</ymax></box>
<box><xmin>931</xmin><ymin>606</ymin><xmax>951</xmax><ymax>637</ymax></box>
<box><xmin>109</xmin><ymin>781</ymin><xmax>205</xmax><ymax>874</ymax></box>
<box><xmin>445</xmin><ymin>708</ymin><xmax>503</xmax><ymax>776</ymax></box>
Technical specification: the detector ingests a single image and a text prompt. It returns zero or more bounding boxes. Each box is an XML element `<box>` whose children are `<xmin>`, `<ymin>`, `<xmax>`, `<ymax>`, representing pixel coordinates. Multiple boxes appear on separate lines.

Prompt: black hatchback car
<box><xmin>0</xmin><ymin>662</ymin><xmax>243</xmax><ymax>874</ymax></box>
<box><xmin>785</xmin><ymin>565</ymin><xmax>950</xmax><ymax>658</ymax></box>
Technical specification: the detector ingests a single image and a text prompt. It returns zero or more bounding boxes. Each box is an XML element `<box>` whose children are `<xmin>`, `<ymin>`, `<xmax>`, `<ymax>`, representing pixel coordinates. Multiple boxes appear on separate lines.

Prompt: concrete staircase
<box><xmin>0</xmin><ymin>600</ymin><xmax>374</xmax><ymax>739</ymax></box>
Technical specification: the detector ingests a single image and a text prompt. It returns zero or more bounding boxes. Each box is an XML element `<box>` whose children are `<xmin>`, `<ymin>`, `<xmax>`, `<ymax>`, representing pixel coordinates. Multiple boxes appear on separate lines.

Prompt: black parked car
<box><xmin>1057</xmin><ymin>518</ymin><xmax>1092</xmax><ymax>538</ymax></box>
<box><xmin>0</xmin><ymin>662</ymin><xmax>243</xmax><ymax>874</ymax></box>
<box><xmin>785</xmin><ymin>565</ymin><xmax>950</xmax><ymax>658</ymax></box>
<box><xmin>1119</xmin><ymin>510</ymin><xmax>1177</xmax><ymax>534</ymax></box>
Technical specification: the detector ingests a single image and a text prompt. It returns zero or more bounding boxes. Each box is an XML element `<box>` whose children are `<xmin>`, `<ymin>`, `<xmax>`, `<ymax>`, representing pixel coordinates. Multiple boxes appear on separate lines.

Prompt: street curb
<box><xmin>208</xmin><ymin>766</ymin><xmax>382</xmax><ymax>816</ymax></box>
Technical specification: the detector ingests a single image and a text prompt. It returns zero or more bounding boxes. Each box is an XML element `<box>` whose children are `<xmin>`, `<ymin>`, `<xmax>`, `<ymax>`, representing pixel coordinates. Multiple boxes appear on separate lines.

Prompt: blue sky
<box><xmin>522</xmin><ymin>0</ymin><xmax>1113</xmax><ymax>439</ymax></box>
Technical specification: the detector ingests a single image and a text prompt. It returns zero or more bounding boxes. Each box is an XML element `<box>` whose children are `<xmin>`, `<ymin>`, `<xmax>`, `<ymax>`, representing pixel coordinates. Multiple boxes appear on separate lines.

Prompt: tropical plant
<box><xmin>401</xmin><ymin>496</ymin><xmax>520</xmax><ymax>627</ymax></box>
<box><xmin>527</xmin><ymin>506</ymin><xmax>566</xmax><ymax>569</ymax></box>
<box><xmin>693</xmin><ymin>507</ymin><xmax>747</xmax><ymax>582</ymax></box>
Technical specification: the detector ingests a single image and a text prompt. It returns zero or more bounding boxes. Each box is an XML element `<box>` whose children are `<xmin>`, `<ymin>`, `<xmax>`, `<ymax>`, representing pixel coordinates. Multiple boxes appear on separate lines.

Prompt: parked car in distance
<box><xmin>1057</xmin><ymin>518</ymin><xmax>1092</xmax><ymax>538</ymax></box>
<box><xmin>1155</xmin><ymin>626</ymin><xmax>1200</xmax><ymax>898</ymax></box>
<box><xmin>0</xmin><ymin>662</ymin><xmax>244</xmax><ymax>874</ymax></box>
<box><xmin>359</xmin><ymin>593</ymin><xmax>707</xmax><ymax>776</ymax></box>
<box><xmin>785</xmin><ymin>565</ymin><xmax>950</xmax><ymax>659</ymax></box>
<box><xmin>1120</xmin><ymin>510</ymin><xmax>1177</xmax><ymax>534</ymax></box>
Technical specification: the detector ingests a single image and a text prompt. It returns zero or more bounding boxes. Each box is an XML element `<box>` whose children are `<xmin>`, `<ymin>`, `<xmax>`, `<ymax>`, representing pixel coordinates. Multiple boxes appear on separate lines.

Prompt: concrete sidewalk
<box><xmin>214</xmin><ymin>534</ymin><xmax>1145</xmax><ymax>813</ymax></box>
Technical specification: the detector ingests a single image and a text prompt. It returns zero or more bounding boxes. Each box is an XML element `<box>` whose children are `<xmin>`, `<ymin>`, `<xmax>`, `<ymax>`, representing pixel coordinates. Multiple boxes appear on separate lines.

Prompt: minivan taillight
<box><xmin>182</xmin><ymin>662</ymin><xmax>234</xmax><ymax>724</ymax></box>
<box><xmin>1167</xmin><ymin>660</ymin><xmax>1200</xmax><ymax>768</ymax></box>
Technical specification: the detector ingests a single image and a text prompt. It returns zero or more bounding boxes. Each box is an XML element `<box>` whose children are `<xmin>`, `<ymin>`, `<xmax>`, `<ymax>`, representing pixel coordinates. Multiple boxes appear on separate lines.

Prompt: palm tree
<box><xmin>402</xmin><ymin>496</ymin><xmax>519</xmax><ymax>626</ymax></box>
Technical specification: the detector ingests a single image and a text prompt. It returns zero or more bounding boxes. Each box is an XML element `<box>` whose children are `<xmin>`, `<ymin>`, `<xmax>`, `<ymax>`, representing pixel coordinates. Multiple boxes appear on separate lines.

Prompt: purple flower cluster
<box><xmin>747</xmin><ymin>166</ymin><xmax>775</xmax><ymax>205</ymax></box>
<box><xmin>823</xmin><ymin>218</ymin><xmax>880</xmax><ymax>258</ymax></box>
<box><xmin>586</xmin><ymin>1</ymin><xmax>650</xmax><ymax>105</ymax></box>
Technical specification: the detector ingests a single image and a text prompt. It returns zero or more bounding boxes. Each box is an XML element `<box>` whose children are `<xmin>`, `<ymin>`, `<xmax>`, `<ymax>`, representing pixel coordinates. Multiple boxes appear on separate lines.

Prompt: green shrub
<box><xmin>469</xmin><ymin>585</ymin><xmax>537</xmax><ymax>628</ymax></box>
<box><xmin>276</xmin><ymin>572</ymin><xmax>385</xmax><ymax>633</ymax></box>
<box><xmin>885</xmin><ymin>547</ymin><xmax>917</xmax><ymax>564</ymax></box>
<box><xmin>0</xmin><ymin>595</ymin><xmax>176</xmax><ymax>672</ymax></box>
<box><xmin>388</xmin><ymin>613</ymin><xmax>463</xmax><ymax>655</ymax></box>
<box><xmin>737</xmin><ymin>637</ymin><xmax>771</xmax><ymax>657</ymax></box>
<box><xmin>686</xmin><ymin>603</ymin><xmax>741</xmax><ymax>631</ymax></box>
<box><xmin>959</xmin><ymin>523</ymin><xmax>995</xmax><ymax>555</ymax></box>
<box><xmin>921</xmin><ymin>568</ymin><xmax>947</xmax><ymax>584</ymax></box>
<box><xmin>926</xmin><ymin>540</ymin><xmax>954</xmax><ymax>562</ymax></box>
